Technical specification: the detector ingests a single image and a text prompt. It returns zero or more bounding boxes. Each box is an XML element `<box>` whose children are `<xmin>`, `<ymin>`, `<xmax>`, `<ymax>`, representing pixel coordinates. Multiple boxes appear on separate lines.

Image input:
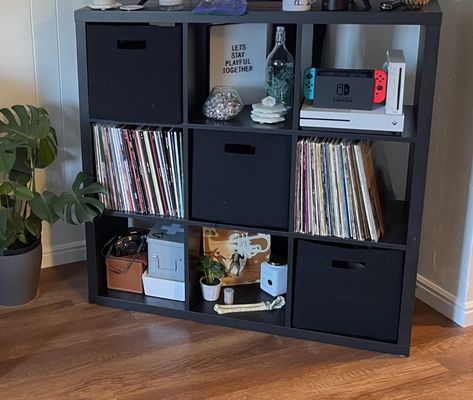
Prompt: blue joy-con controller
<box><xmin>303</xmin><ymin>67</ymin><xmax>316</xmax><ymax>101</ymax></box>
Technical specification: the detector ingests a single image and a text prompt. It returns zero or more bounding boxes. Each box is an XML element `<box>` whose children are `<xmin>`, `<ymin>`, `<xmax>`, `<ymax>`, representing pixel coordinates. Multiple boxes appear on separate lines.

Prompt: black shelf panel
<box><xmin>187</xmin><ymin>219</ymin><xmax>292</xmax><ymax>237</ymax></box>
<box><xmin>75</xmin><ymin>1</ymin><xmax>442</xmax><ymax>26</ymax></box>
<box><xmin>90</xmin><ymin>292</ymin><xmax>408</xmax><ymax>355</ymax></box>
<box><xmin>103</xmin><ymin>210</ymin><xmax>186</xmax><ymax>224</ymax></box>
<box><xmin>187</xmin><ymin>106</ymin><xmax>294</xmax><ymax>135</ymax></box>
<box><xmin>190</xmin><ymin>283</ymin><xmax>286</xmax><ymax>327</ymax></box>
<box><xmin>293</xmin><ymin>200</ymin><xmax>408</xmax><ymax>251</ymax></box>
<box><xmin>98</xmin><ymin>289</ymin><xmax>187</xmax><ymax>312</ymax></box>
<box><xmin>90</xmin><ymin>118</ymin><xmax>185</xmax><ymax>128</ymax></box>
<box><xmin>299</xmin><ymin>106</ymin><xmax>416</xmax><ymax>143</ymax></box>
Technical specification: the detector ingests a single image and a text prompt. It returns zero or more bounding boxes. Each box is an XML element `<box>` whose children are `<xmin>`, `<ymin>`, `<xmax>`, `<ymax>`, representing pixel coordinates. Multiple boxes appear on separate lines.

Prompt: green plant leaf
<box><xmin>0</xmin><ymin>139</ymin><xmax>16</xmax><ymax>174</ymax></box>
<box><xmin>54</xmin><ymin>172</ymin><xmax>105</xmax><ymax>225</ymax></box>
<box><xmin>0</xmin><ymin>182</ymin><xmax>14</xmax><ymax>195</ymax></box>
<box><xmin>0</xmin><ymin>105</ymin><xmax>50</xmax><ymax>143</ymax></box>
<box><xmin>25</xmin><ymin>212</ymin><xmax>42</xmax><ymax>238</ymax></box>
<box><xmin>36</xmin><ymin>127</ymin><xmax>58</xmax><ymax>168</ymax></box>
<box><xmin>29</xmin><ymin>191</ymin><xmax>60</xmax><ymax>225</ymax></box>
<box><xmin>9</xmin><ymin>148</ymin><xmax>33</xmax><ymax>185</ymax></box>
<box><xmin>14</xmin><ymin>185</ymin><xmax>34</xmax><ymax>201</ymax></box>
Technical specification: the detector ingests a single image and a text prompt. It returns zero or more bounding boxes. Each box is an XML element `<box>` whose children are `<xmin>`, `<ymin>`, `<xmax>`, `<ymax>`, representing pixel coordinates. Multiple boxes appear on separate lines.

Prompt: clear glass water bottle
<box><xmin>265</xmin><ymin>26</ymin><xmax>294</xmax><ymax>109</ymax></box>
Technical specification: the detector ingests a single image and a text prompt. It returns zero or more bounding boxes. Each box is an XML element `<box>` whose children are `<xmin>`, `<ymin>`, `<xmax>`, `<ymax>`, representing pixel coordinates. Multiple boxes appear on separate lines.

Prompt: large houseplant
<box><xmin>0</xmin><ymin>105</ymin><xmax>105</xmax><ymax>306</ymax></box>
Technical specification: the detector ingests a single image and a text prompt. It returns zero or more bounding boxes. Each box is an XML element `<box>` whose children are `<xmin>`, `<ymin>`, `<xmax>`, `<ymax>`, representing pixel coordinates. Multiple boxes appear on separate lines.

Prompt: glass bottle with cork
<box><xmin>265</xmin><ymin>26</ymin><xmax>295</xmax><ymax>109</ymax></box>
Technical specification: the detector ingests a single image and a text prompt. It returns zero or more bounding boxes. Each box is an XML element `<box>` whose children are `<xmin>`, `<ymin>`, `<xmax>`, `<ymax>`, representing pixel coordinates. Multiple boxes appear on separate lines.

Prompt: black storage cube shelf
<box><xmin>191</xmin><ymin>130</ymin><xmax>291</xmax><ymax>229</ymax></box>
<box><xmin>86</xmin><ymin>24</ymin><xmax>182</xmax><ymax>124</ymax></box>
<box><xmin>292</xmin><ymin>241</ymin><xmax>404</xmax><ymax>342</ymax></box>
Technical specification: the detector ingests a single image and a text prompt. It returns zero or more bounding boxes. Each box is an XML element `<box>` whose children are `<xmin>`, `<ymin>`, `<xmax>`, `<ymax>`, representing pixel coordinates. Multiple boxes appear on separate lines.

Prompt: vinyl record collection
<box><xmin>93</xmin><ymin>124</ymin><xmax>184</xmax><ymax>218</ymax></box>
<box><xmin>295</xmin><ymin>138</ymin><xmax>384</xmax><ymax>242</ymax></box>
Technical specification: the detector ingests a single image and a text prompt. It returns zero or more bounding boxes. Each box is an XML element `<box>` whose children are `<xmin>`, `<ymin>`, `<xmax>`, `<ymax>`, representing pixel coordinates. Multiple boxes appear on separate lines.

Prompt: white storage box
<box><xmin>260</xmin><ymin>260</ymin><xmax>288</xmax><ymax>297</ymax></box>
<box><xmin>142</xmin><ymin>270</ymin><xmax>185</xmax><ymax>301</ymax></box>
<box><xmin>147</xmin><ymin>223</ymin><xmax>184</xmax><ymax>281</ymax></box>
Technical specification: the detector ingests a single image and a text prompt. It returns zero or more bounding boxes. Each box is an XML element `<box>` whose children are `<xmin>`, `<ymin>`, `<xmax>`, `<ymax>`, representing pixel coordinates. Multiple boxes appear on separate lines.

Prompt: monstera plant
<box><xmin>0</xmin><ymin>105</ymin><xmax>105</xmax><ymax>306</ymax></box>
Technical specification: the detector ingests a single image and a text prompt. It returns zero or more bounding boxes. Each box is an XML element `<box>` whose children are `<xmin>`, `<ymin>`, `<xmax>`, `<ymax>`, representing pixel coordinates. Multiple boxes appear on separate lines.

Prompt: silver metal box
<box><xmin>147</xmin><ymin>223</ymin><xmax>185</xmax><ymax>281</ymax></box>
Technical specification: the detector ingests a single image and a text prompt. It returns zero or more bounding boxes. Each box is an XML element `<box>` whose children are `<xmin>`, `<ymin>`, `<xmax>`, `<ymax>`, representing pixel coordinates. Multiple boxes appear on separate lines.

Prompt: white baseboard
<box><xmin>416</xmin><ymin>274</ymin><xmax>473</xmax><ymax>327</ymax></box>
<box><xmin>41</xmin><ymin>240</ymin><xmax>86</xmax><ymax>268</ymax></box>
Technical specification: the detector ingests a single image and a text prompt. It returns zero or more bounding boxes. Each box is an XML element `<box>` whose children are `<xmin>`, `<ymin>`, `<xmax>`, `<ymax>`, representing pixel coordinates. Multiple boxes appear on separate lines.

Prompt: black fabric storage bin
<box><xmin>292</xmin><ymin>241</ymin><xmax>404</xmax><ymax>342</ymax></box>
<box><xmin>191</xmin><ymin>130</ymin><xmax>291</xmax><ymax>229</ymax></box>
<box><xmin>86</xmin><ymin>24</ymin><xmax>182</xmax><ymax>124</ymax></box>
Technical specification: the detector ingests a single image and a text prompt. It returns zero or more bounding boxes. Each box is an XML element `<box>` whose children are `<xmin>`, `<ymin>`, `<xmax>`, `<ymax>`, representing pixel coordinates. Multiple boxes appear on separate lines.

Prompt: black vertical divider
<box><xmin>183</xmin><ymin>23</ymin><xmax>191</xmax><ymax>309</ymax></box>
<box><xmin>187</xmin><ymin>23</ymin><xmax>210</xmax><ymax>122</ymax></box>
<box><xmin>292</xmin><ymin>23</ymin><xmax>303</xmax><ymax>130</ymax></box>
<box><xmin>285</xmin><ymin>237</ymin><xmax>295</xmax><ymax>327</ymax></box>
<box><xmin>184</xmin><ymin>223</ymin><xmax>190</xmax><ymax>310</ymax></box>
<box><xmin>182</xmin><ymin>23</ymin><xmax>189</xmax><ymax>124</ymax></box>
<box><xmin>285</xmin><ymin>133</ymin><xmax>299</xmax><ymax>327</ymax></box>
<box><xmin>398</xmin><ymin>24</ymin><xmax>441</xmax><ymax>349</ymax></box>
<box><xmin>77</xmin><ymin>20</ymin><xmax>98</xmax><ymax>298</ymax></box>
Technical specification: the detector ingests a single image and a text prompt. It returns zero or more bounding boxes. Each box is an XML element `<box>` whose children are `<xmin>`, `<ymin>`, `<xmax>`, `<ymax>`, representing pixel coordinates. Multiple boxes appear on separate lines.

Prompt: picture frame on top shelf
<box><xmin>209</xmin><ymin>23</ymin><xmax>272</xmax><ymax>105</ymax></box>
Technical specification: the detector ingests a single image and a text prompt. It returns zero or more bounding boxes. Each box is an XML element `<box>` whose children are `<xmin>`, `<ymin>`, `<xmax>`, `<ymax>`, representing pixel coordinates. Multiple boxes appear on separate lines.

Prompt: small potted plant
<box><xmin>199</xmin><ymin>255</ymin><xmax>225</xmax><ymax>301</ymax></box>
<box><xmin>0</xmin><ymin>105</ymin><xmax>105</xmax><ymax>306</ymax></box>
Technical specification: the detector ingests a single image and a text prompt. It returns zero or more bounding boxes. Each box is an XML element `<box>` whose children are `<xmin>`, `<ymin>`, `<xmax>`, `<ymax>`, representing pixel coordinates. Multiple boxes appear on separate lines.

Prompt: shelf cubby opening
<box><xmin>93</xmin><ymin>215</ymin><xmax>187</xmax><ymax>311</ymax></box>
<box><xmin>297</xmin><ymin>24</ymin><xmax>421</xmax><ymax>140</ymax></box>
<box><xmin>188</xmin><ymin>225</ymin><xmax>288</xmax><ymax>327</ymax></box>
<box><xmin>187</xmin><ymin>22</ymin><xmax>298</xmax><ymax>131</ymax></box>
<box><xmin>293</xmin><ymin>137</ymin><xmax>410</xmax><ymax>249</ymax></box>
<box><xmin>92</xmin><ymin>123</ymin><xmax>186</xmax><ymax>219</ymax></box>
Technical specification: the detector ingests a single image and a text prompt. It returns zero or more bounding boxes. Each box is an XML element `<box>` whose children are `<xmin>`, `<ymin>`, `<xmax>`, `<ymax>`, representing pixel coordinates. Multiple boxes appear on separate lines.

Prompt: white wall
<box><xmin>0</xmin><ymin>0</ymin><xmax>88</xmax><ymax>267</ymax></box>
<box><xmin>416</xmin><ymin>0</ymin><xmax>473</xmax><ymax>327</ymax></box>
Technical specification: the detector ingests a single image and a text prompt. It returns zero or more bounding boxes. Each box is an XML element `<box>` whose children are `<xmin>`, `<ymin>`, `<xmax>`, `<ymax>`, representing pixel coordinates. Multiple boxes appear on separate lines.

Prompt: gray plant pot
<box><xmin>0</xmin><ymin>239</ymin><xmax>42</xmax><ymax>306</ymax></box>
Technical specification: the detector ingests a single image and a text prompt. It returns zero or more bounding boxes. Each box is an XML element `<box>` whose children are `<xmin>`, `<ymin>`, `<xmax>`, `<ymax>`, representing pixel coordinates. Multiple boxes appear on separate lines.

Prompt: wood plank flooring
<box><xmin>0</xmin><ymin>263</ymin><xmax>472</xmax><ymax>399</ymax></box>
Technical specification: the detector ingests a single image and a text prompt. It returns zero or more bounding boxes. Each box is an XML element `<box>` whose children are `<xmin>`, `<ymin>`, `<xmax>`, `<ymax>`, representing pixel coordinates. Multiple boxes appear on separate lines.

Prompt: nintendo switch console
<box><xmin>303</xmin><ymin>68</ymin><xmax>386</xmax><ymax>110</ymax></box>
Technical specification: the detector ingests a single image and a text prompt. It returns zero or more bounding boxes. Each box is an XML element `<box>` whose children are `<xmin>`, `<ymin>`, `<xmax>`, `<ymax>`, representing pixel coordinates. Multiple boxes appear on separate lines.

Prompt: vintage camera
<box><xmin>113</xmin><ymin>229</ymin><xmax>148</xmax><ymax>257</ymax></box>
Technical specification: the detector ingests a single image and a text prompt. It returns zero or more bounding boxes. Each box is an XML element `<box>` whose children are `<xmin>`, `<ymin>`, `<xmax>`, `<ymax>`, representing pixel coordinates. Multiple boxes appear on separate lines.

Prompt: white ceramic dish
<box><xmin>88</xmin><ymin>2</ymin><xmax>121</xmax><ymax>10</ymax></box>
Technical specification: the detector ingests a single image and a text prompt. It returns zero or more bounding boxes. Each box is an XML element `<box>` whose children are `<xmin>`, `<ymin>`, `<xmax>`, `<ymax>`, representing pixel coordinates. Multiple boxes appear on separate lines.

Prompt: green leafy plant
<box><xmin>199</xmin><ymin>255</ymin><xmax>225</xmax><ymax>285</ymax></box>
<box><xmin>0</xmin><ymin>105</ymin><xmax>105</xmax><ymax>254</ymax></box>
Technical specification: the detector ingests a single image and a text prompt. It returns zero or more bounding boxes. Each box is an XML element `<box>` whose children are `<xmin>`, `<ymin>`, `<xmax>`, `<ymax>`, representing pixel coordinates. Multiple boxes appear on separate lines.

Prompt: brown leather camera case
<box><xmin>106</xmin><ymin>253</ymin><xmax>147</xmax><ymax>294</ymax></box>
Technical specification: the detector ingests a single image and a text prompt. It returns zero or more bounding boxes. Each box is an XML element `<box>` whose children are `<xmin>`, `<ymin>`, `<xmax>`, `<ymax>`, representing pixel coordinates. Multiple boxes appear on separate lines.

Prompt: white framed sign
<box><xmin>209</xmin><ymin>23</ymin><xmax>272</xmax><ymax>105</ymax></box>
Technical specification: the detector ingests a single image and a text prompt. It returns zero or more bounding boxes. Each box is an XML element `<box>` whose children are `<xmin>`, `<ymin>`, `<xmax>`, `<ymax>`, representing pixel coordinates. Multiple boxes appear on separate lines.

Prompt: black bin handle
<box><xmin>331</xmin><ymin>259</ymin><xmax>366</xmax><ymax>270</ymax></box>
<box><xmin>224</xmin><ymin>143</ymin><xmax>256</xmax><ymax>155</ymax></box>
<box><xmin>117</xmin><ymin>40</ymin><xmax>146</xmax><ymax>50</ymax></box>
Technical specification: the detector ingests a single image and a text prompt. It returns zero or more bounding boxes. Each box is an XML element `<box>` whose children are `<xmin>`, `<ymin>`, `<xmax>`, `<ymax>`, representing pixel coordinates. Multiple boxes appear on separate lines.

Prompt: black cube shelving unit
<box><xmin>75</xmin><ymin>1</ymin><xmax>442</xmax><ymax>356</ymax></box>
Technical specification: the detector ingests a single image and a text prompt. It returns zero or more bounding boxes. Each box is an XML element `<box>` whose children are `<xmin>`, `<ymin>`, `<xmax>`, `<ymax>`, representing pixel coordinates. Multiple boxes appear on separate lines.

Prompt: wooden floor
<box><xmin>0</xmin><ymin>264</ymin><xmax>472</xmax><ymax>400</ymax></box>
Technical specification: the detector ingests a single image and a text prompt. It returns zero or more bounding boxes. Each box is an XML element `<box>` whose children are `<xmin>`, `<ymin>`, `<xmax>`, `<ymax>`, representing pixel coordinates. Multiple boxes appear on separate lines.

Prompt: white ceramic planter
<box><xmin>200</xmin><ymin>277</ymin><xmax>222</xmax><ymax>301</ymax></box>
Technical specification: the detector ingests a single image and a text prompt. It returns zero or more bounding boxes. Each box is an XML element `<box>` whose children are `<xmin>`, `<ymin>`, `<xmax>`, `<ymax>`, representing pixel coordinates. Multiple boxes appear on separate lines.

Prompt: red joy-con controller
<box><xmin>373</xmin><ymin>69</ymin><xmax>387</xmax><ymax>104</ymax></box>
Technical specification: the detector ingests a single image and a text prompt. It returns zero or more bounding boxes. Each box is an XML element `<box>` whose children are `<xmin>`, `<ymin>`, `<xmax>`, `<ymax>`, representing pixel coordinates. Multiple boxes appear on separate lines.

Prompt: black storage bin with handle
<box><xmin>86</xmin><ymin>24</ymin><xmax>182</xmax><ymax>124</ymax></box>
<box><xmin>292</xmin><ymin>240</ymin><xmax>404</xmax><ymax>342</ymax></box>
<box><xmin>191</xmin><ymin>130</ymin><xmax>291</xmax><ymax>230</ymax></box>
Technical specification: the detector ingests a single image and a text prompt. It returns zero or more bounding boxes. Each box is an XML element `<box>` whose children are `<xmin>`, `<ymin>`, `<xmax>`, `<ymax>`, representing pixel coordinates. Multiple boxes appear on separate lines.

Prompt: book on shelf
<box><xmin>295</xmin><ymin>138</ymin><xmax>385</xmax><ymax>242</ymax></box>
<box><xmin>93</xmin><ymin>124</ymin><xmax>185</xmax><ymax>218</ymax></box>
